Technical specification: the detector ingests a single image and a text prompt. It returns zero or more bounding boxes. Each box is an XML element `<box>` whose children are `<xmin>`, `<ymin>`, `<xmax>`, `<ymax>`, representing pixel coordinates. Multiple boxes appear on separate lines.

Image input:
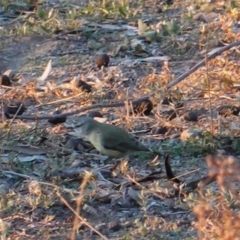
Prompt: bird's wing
<box><xmin>101</xmin><ymin>131</ymin><xmax>148</xmax><ymax>152</ymax></box>
<box><xmin>100</xmin><ymin>133</ymin><xmax>127</xmax><ymax>152</ymax></box>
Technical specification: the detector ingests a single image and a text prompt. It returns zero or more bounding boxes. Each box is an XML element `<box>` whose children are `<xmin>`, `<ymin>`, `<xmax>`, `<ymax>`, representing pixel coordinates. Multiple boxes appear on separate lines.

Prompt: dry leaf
<box><xmin>37</xmin><ymin>59</ymin><xmax>52</xmax><ymax>84</ymax></box>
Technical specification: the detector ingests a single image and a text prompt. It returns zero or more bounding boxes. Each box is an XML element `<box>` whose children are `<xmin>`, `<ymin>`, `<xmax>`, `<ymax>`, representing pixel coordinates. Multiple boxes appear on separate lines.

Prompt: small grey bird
<box><xmin>73</xmin><ymin>116</ymin><xmax>149</xmax><ymax>158</ymax></box>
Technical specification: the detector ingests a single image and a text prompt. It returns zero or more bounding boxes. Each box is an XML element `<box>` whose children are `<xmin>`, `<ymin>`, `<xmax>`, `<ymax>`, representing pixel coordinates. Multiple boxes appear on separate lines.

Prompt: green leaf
<box><xmin>118</xmin><ymin>6</ymin><xmax>127</xmax><ymax>16</ymax></box>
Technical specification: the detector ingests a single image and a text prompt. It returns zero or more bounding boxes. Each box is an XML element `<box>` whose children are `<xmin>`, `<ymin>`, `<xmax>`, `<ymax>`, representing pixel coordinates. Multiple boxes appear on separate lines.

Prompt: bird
<box><xmin>73</xmin><ymin>116</ymin><xmax>150</xmax><ymax>158</ymax></box>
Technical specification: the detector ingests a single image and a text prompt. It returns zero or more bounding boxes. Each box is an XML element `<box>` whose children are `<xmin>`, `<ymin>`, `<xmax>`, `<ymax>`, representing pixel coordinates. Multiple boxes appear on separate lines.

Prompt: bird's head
<box><xmin>73</xmin><ymin>116</ymin><xmax>94</xmax><ymax>137</ymax></box>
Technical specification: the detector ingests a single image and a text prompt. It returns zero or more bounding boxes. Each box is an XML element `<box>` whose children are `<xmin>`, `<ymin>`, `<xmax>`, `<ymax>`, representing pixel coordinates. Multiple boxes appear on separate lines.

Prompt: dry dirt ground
<box><xmin>0</xmin><ymin>0</ymin><xmax>240</xmax><ymax>239</ymax></box>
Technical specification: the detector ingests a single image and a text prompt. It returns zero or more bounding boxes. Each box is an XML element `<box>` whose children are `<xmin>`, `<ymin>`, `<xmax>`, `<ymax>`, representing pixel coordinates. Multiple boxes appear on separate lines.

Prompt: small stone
<box><xmin>183</xmin><ymin>111</ymin><xmax>199</xmax><ymax>122</ymax></box>
<box><xmin>162</xmin><ymin>97</ymin><xmax>171</xmax><ymax>105</ymax></box>
<box><xmin>4</xmin><ymin>102</ymin><xmax>26</xmax><ymax>118</ymax></box>
<box><xmin>88</xmin><ymin>111</ymin><xmax>103</xmax><ymax>118</ymax></box>
<box><xmin>132</xmin><ymin>99</ymin><xmax>153</xmax><ymax>115</ymax></box>
<box><xmin>0</xmin><ymin>75</ymin><xmax>11</xmax><ymax>86</ymax></box>
<box><xmin>48</xmin><ymin>110</ymin><xmax>67</xmax><ymax>125</ymax></box>
<box><xmin>152</xmin><ymin>127</ymin><xmax>168</xmax><ymax>135</ymax></box>
<box><xmin>165</xmin><ymin>110</ymin><xmax>177</xmax><ymax>120</ymax></box>
<box><xmin>105</xmin><ymin>90</ymin><xmax>117</xmax><ymax>100</ymax></box>
<box><xmin>95</xmin><ymin>54</ymin><xmax>110</xmax><ymax>69</ymax></box>
<box><xmin>76</xmin><ymin>80</ymin><xmax>92</xmax><ymax>93</ymax></box>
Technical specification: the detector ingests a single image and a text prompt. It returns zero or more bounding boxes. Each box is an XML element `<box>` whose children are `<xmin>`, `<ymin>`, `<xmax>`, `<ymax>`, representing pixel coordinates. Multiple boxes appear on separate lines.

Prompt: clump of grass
<box><xmin>194</xmin><ymin>155</ymin><xmax>240</xmax><ymax>239</ymax></box>
<box><xmin>81</xmin><ymin>0</ymin><xmax>141</xmax><ymax>19</ymax></box>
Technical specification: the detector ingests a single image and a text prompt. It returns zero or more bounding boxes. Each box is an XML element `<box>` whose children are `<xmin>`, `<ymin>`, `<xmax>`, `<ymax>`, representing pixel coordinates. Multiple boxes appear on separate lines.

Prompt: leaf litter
<box><xmin>0</xmin><ymin>0</ymin><xmax>240</xmax><ymax>239</ymax></box>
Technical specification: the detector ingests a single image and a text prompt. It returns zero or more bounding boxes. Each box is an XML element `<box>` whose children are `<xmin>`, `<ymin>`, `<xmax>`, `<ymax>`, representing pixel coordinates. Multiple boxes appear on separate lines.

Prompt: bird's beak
<box><xmin>73</xmin><ymin>126</ymin><xmax>84</xmax><ymax>134</ymax></box>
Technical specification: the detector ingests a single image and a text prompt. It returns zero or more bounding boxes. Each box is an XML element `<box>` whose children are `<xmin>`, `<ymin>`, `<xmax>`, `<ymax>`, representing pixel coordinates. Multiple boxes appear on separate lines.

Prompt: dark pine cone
<box><xmin>132</xmin><ymin>99</ymin><xmax>153</xmax><ymax>115</ymax></box>
<box><xmin>4</xmin><ymin>102</ymin><xmax>26</xmax><ymax>118</ymax></box>
<box><xmin>0</xmin><ymin>75</ymin><xmax>12</xmax><ymax>86</ymax></box>
<box><xmin>88</xmin><ymin>111</ymin><xmax>103</xmax><ymax>118</ymax></box>
<box><xmin>95</xmin><ymin>54</ymin><xmax>110</xmax><ymax>69</ymax></box>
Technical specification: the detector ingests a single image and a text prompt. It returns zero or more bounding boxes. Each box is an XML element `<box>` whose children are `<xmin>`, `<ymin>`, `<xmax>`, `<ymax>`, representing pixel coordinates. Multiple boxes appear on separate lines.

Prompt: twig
<box><xmin>71</xmin><ymin>172</ymin><xmax>91</xmax><ymax>240</ymax></box>
<box><xmin>6</xmin><ymin>94</ymin><xmax>152</xmax><ymax>120</ymax></box>
<box><xmin>2</xmin><ymin>170</ymin><xmax>37</xmax><ymax>180</ymax></box>
<box><xmin>54</xmin><ymin>29</ymin><xmax>83</xmax><ymax>39</ymax></box>
<box><xmin>1</xmin><ymin>101</ymin><xmax>4</xmax><ymax>121</ymax></box>
<box><xmin>9</xmin><ymin>103</ymin><xmax>24</xmax><ymax>126</ymax></box>
<box><xmin>35</xmin><ymin>92</ymin><xmax>84</xmax><ymax>107</ymax></box>
<box><xmin>56</xmin><ymin>191</ymin><xmax>108</xmax><ymax>240</ymax></box>
<box><xmin>1</xmin><ymin>172</ymin><xmax>108</xmax><ymax>239</ymax></box>
<box><xmin>38</xmin><ymin>181</ymin><xmax>80</xmax><ymax>194</ymax></box>
<box><xmin>205</xmin><ymin>49</ymin><xmax>214</xmax><ymax>135</ymax></box>
<box><xmin>51</xmin><ymin>49</ymin><xmax>87</xmax><ymax>56</ymax></box>
<box><xmin>1</xmin><ymin>170</ymin><xmax>84</xmax><ymax>195</ymax></box>
<box><xmin>168</xmin><ymin>168</ymin><xmax>201</xmax><ymax>181</ymax></box>
<box><xmin>167</xmin><ymin>40</ymin><xmax>240</xmax><ymax>89</ymax></box>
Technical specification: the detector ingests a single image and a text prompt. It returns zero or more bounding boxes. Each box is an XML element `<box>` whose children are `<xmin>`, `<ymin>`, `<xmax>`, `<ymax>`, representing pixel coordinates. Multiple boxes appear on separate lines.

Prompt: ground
<box><xmin>0</xmin><ymin>0</ymin><xmax>240</xmax><ymax>239</ymax></box>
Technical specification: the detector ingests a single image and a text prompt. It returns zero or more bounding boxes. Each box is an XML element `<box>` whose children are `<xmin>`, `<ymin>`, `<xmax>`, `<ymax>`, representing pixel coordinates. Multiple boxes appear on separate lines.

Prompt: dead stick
<box><xmin>167</xmin><ymin>40</ymin><xmax>240</xmax><ymax>89</ymax></box>
<box><xmin>5</xmin><ymin>94</ymin><xmax>152</xmax><ymax>120</ymax></box>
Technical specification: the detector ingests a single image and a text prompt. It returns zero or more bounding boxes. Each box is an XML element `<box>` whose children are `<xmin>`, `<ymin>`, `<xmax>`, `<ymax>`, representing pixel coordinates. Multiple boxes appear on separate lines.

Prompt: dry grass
<box><xmin>194</xmin><ymin>155</ymin><xmax>240</xmax><ymax>240</ymax></box>
<box><xmin>0</xmin><ymin>0</ymin><xmax>240</xmax><ymax>239</ymax></box>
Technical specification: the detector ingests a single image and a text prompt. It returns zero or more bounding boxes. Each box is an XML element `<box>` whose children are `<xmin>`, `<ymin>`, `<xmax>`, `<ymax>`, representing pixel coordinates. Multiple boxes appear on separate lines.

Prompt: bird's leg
<box><xmin>109</xmin><ymin>158</ymin><xmax>129</xmax><ymax>175</ymax></box>
<box><xmin>98</xmin><ymin>155</ymin><xmax>110</xmax><ymax>165</ymax></box>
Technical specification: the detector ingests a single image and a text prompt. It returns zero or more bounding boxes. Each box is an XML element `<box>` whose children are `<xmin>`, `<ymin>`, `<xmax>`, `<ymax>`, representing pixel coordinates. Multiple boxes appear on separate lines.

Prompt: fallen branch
<box><xmin>167</xmin><ymin>40</ymin><xmax>240</xmax><ymax>89</ymax></box>
<box><xmin>4</xmin><ymin>95</ymin><xmax>152</xmax><ymax>120</ymax></box>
